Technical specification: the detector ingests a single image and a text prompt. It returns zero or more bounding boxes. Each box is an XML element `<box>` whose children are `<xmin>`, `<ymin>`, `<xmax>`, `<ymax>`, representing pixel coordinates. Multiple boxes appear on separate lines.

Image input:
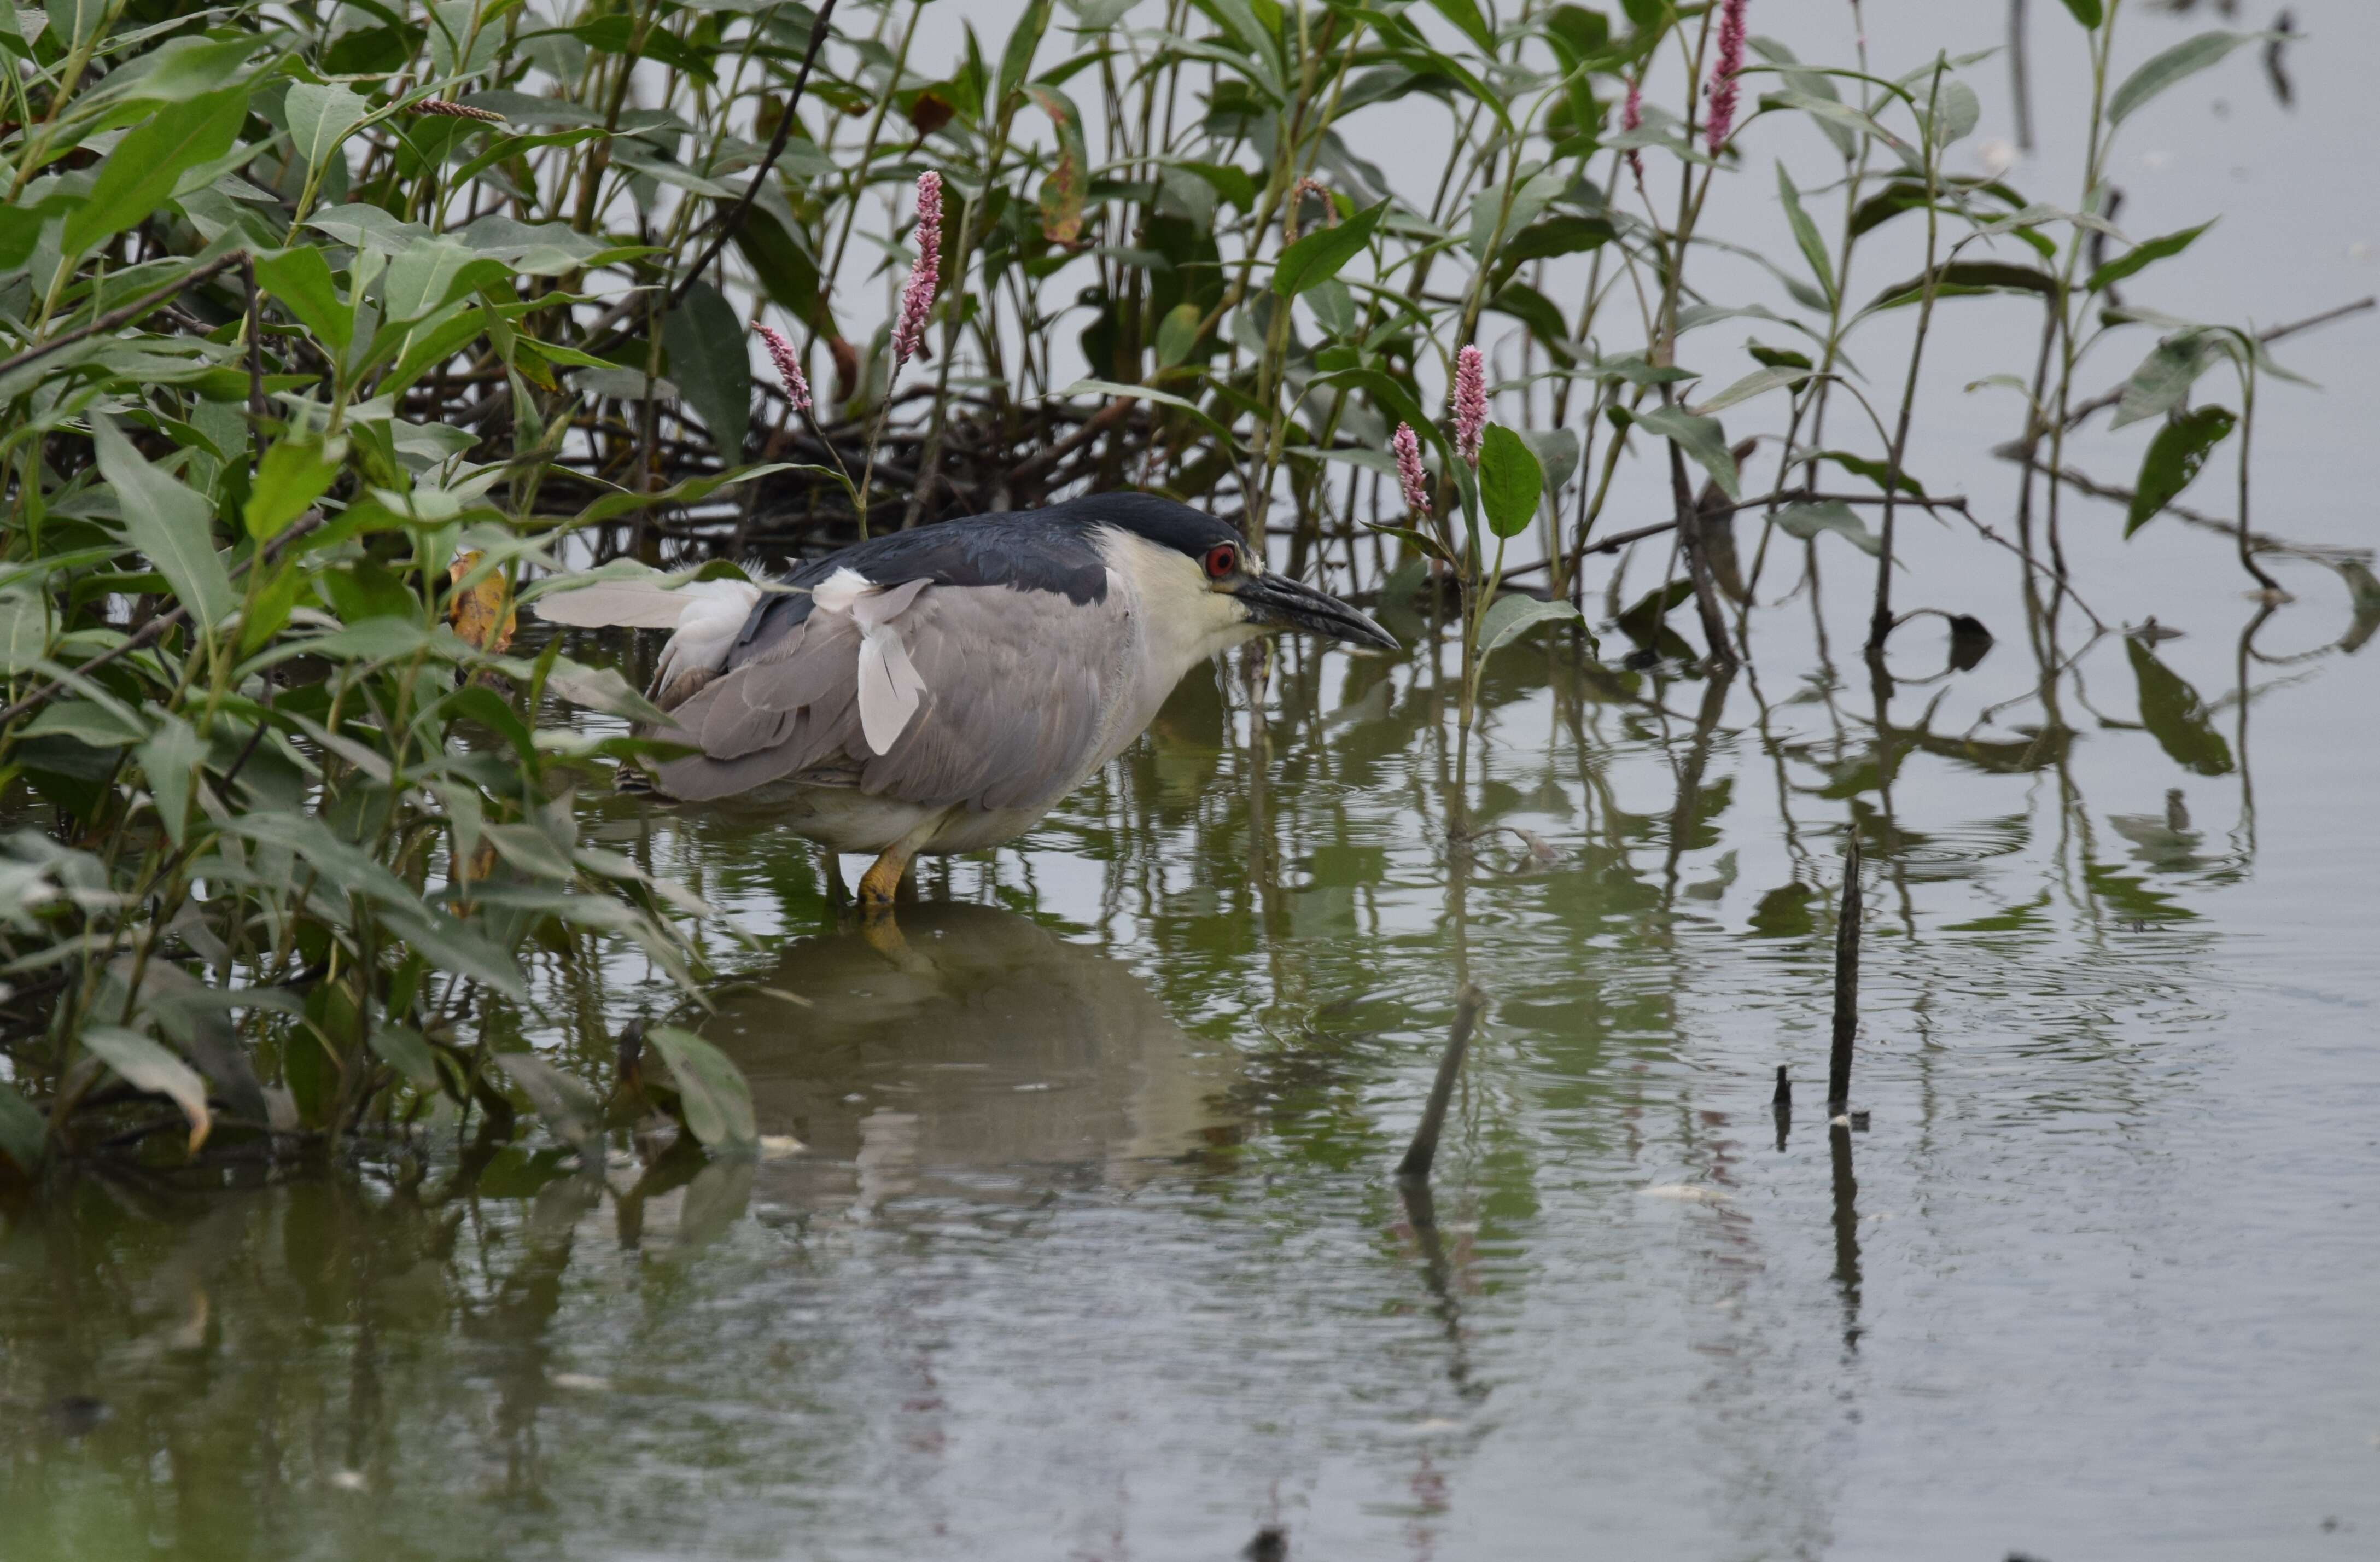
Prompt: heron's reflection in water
<box><xmin>699</xmin><ymin>904</ymin><xmax>1245</xmax><ymax>1213</ymax></box>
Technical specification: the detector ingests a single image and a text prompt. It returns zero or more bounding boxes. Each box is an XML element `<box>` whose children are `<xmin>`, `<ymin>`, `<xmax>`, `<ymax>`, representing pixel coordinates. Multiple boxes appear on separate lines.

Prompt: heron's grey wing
<box><xmin>648</xmin><ymin>582</ymin><xmax>1129</xmax><ymax>809</ymax></box>
<box><xmin>853</xmin><ymin>583</ymin><xmax>1129</xmax><ymax>809</ymax></box>
<box><xmin>646</xmin><ymin>611</ymin><xmax>861</xmax><ymax>799</ymax></box>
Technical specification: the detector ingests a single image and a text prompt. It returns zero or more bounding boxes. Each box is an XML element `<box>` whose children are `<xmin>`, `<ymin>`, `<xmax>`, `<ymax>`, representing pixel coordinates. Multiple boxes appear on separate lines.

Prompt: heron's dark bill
<box><xmin>1234</xmin><ymin>573</ymin><xmax>1398</xmax><ymax>650</ymax></box>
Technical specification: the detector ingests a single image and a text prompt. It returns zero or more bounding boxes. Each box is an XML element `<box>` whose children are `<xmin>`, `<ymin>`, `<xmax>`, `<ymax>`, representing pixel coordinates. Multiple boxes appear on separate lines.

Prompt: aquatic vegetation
<box><xmin>0</xmin><ymin>0</ymin><xmax>2368</xmax><ymax>1195</ymax></box>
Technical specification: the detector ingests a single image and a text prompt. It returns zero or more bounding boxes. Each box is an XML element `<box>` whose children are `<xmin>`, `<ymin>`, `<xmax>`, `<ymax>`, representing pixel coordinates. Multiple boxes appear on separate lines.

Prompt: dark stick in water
<box><xmin>1398</xmin><ymin>986</ymin><xmax>1485</xmax><ymax>1182</ymax></box>
<box><xmin>1828</xmin><ymin>835</ymin><xmax>1862</xmax><ymax>1110</ymax></box>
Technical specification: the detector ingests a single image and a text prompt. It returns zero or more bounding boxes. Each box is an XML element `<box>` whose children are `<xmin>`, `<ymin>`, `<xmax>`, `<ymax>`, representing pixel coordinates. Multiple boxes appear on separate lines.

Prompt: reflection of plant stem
<box><xmin>1829</xmin><ymin>1118</ymin><xmax>1863</xmax><ymax>1353</ymax></box>
<box><xmin>2235</xmin><ymin>603</ymin><xmax>2272</xmax><ymax>858</ymax></box>
<box><xmin>1397</xmin><ymin>987</ymin><xmax>1484</xmax><ymax>1182</ymax></box>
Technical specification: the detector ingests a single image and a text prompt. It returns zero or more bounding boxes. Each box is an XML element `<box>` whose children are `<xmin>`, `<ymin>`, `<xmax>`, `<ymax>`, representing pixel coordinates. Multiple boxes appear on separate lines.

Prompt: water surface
<box><xmin>5</xmin><ymin>3</ymin><xmax>2379</xmax><ymax>1557</ymax></box>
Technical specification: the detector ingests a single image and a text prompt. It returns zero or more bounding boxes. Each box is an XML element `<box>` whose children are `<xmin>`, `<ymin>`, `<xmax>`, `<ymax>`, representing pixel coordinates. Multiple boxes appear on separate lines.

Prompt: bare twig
<box><xmin>661</xmin><ymin>0</ymin><xmax>842</xmax><ymax>317</ymax></box>
<box><xmin>0</xmin><ymin>510</ymin><xmax>329</xmax><ymax>727</ymax></box>
<box><xmin>0</xmin><ymin>251</ymin><xmax>247</xmax><ymax>380</ymax></box>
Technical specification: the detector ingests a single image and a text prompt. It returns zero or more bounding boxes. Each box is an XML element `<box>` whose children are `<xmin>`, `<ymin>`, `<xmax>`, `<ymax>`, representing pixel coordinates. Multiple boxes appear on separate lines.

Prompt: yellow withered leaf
<box><xmin>447</xmin><ymin>552</ymin><xmax>517</xmax><ymax>653</ymax></box>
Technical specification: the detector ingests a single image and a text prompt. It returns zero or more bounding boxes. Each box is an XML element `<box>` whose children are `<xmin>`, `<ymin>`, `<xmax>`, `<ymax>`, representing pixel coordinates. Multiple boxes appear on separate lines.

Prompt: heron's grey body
<box><xmin>534</xmin><ymin>495</ymin><xmax>1393</xmax><ymax>872</ymax></box>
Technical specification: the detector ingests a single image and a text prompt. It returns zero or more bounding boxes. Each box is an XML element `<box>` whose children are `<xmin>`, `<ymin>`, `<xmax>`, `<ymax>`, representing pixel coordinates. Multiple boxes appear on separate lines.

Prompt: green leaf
<box><xmin>1690</xmin><ymin>366</ymin><xmax>1810</xmax><ymax>416</ymax></box>
<box><xmin>483</xmin><ymin>820</ymin><xmax>576</xmax><ymax>881</ymax></box>
<box><xmin>61</xmin><ymin>88</ymin><xmax>246</xmax><ymax>259</ymax></box>
<box><xmin>1477</xmin><ymin>593</ymin><xmax>1585</xmax><ymax>656</ymax></box>
<box><xmin>1495</xmin><ymin>214</ymin><xmax>1614</xmax><ymax>275</ymax></box>
<box><xmin>1364</xmin><ymin>523</ymin><xmax>1455</xmax><ymax>567</ymax></box>
<box><xmin>221</xmin><ymin>812</ymin><xmax>421</xmax><ymax>906</ymax></box>
<box><xmin>368</xmin><ymin>1024</ymin><xmax>442</xmax><ymax>1093</ymax></box>
<box><xmin>1635</xmin><ymin>405</ymin><xmax>1741</xmax><ymax>500</ymax></box>
<box><xmin>1776</xmin><ymin>162</ymin><xmax>1835</xmax><ymax>310</ymax></box>
<box><xmin>1058</xmin><ymin>378</ymin><xmax>1239</xmax><ymax>452</ymax></box>
<box><xmin>1747</xmin><ymin>343</ymin><xmax>1815</xmax><ymax>383</ymax></box>
<box><xmin>1616</xmin><ymin>578</ymin><xmax>1694</xmax><ymax>643</ymax></box>
<box><xmin>2110</xmin><ymin>31</ymin><xmax>2253</xmax><ymax>125</ymax></box>
<box><xmin>2111</xmin><ymin>330</ymin><xmax>2223</xmax><ymax>429</ymax></box>
<box><xmin>494</xmin><ymin>1051</ymin><xmax>602</xmax><ymax>1151</ymax></box>
<box><xmin>2126</xmin><ymin>640</ymin><xmax>2232</xmax><ymax>776</ymax></box>
<box><xmin>381</xmin><ymin>236</ymin><xmax>508</xmax><ymax>323</ymax></box>
<box><xmin>0</xmin><ymin>588</ymin><xmax>50</xmax><ymax>674</ymax></box>
<box><xmin>997</xmin><ymin>0</ymin><xmax>1053</xmax><ymax>107</ymax></box>
<box><xmin>649</xmin><ymin>1025</ymin><xmax>759</xmax><ymax>1152</ymax></box>
<box><xmin>1272</xmin><ymin>200</ymin><xmax>1386</xmax><ymax>298</ymax></box>
<box><xmin>1477</xmin><ymin>425</ymin><xmax>1544</xmax><ymax>539</ymax></box>
<box><xmin>1486</xmin><ymin>282</ymin><xmax>1573</xmax><ymax>362</ymax></box>
<box><xmin>239</xmin><ymin>564</ymin><xmax>304</xmax><ymax>657</ymax></box>
<box><xmin>661</xmin><ymin>279</ymin><xmax>751</xmax><ymax>456</ymax></box>
<box><xmin>89</xmin><ymin>34</ymin><xmax>271</xmax><ymax>110</ymax></box>
<box><xmin>2125</xmin><ymin>404</ymin><xmax>2235</xmax><ymax>536</ymax></box>
<box><xmin>382</xmin><ymin>908</ymin><xmax>527</xmax><ymax>998</ymax></box>
<box><xmin>1309</xmin><ymin>367</ymin><xmax>1445</xmax><ymax>461</ymax></box>
<box><xmin>1757</xmin><ymin>90</ymin><xmax>1909</xmax><ymax>157</ymax></box>
<box><xmin>138</xmin><ymin>713</ymin><xmax>204</xmax><ymax>845</ymax></box>
<box><xmin>564</xmin><ymin>462</ymin><xmax>790</xmax><ymax>528</ymax></box>
<box><xmin>254</xmin><ymin>246</ymin><xmax>355</xmax><ymax>355</ymax></box>
<box><xmin>0</xmin><ymin>190</ymin><xmax>76</xmax><ymax>273</ymax></box>
<box><xmin>92</xmin><ymin>415</ymin><xmax>235</xmax><ymax>634</ymax></box>
<box><xmin>1156</xmin><ymin>301</ymin><xmax>1204</xmax><ymax>368</ymax></box>
<box><xmin>378</xmin><ymin>300</ymin><xmax>495</xmax><ymax>400</ymax></box>
<box><xmin>57</xmin><ymin>0</ymin><xmax>109</xmax><ymax>49</ymax></box>
<box><xmin>0</xmin><ymin>1078</ymin><xmax>44</xmax><ymax>1174</ymax></box>
<box><xmin>1861</xmin><ymin>260</ymin><xmax>2058</xmax><ymax>314</ymax></box>
<box><xmin>1518</xmin><ymin>426</ymin><xmax>1580</xmax><ymax>493</ymax></box>
<box><xmin>1930</xmin><ymin>78</ymin><xmax>1981</xmax><ymax>146</ymax></box>
<box><xmin>244</xmin><ymin>436</ymin><xmax>345</xmax><ymax>542</ymax></box>
<box><xmin>536</xmin><ymin>658</ymin><xmax>673</xmax><ymax>726</ymax></box>
<box><xmin>1773</xmin><ymin>499</ymin><xmax>1881</xmax><ymax>556</ymax></box>
<box><xmin>24</xmin><ymin>700</ymin><xmax>147</xmax><ymax>746</ymax></box>
<box><xmin>1817</xmin><ymin>448</ymin><xmax>1926</xmax><ymax>498</ymax></box>
<box><xmin>80</xmin><ymin>1025</ymin><xmax>212</xmax><ymax>1152</ymax></box>
<box><xmin>2086</xmin><ymin>220</ymin><xmax>2213</xmax><ymax>294</ymax></box>
<box><xmin>1426</xmin><ymin>0</ymin><xmax>1496</xmax><ymax>54</ymax></box>
<box><xmin>285</xmin><ymin>81</ymin><xmax>371</xmax><ymax>170</ymax></box>
<box><xmin>2058</xmin><ymin>0</ymin><xmax>2103</xmax><ymax>26</ymax></box>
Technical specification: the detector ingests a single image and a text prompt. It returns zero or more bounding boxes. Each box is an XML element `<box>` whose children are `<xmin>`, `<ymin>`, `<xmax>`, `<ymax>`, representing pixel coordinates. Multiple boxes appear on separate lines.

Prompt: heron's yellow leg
<box><xmin>856</xmin><ymin>809</ymin><xmax>952</xmax><ymax>922</ymax></box>
<box><xmin>856</xmin><ymin>844</ymin><xmax>914</xmax><ymax>916</ymax></box>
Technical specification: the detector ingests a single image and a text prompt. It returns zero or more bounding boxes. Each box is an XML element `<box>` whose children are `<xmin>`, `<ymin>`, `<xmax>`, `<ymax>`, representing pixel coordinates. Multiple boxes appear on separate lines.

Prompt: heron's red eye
<box><xmin>1204</xmin><ymin>544</ymin><xmax>1238</xmax><ymax>579</ymax></box>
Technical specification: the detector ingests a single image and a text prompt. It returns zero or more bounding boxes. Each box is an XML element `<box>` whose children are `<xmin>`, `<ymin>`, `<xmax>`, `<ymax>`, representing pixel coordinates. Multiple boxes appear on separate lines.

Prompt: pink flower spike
<box><xmin>1622</xmin><ymin>77</ymin><xmax>1644</xmax><ymax>181</ymax></box>
<box><xmin>892</xmin><ymin>170</ymin><xmax>943</xmax><ymax>368</ymax></box>
<box><xmin>1391</xmin><ymin>422</ymin><xmax>1431</xmax><ymax>517</ymax></box>
<box><xmin>1452</xmin><ymin>345</ymin><xmax>1488</xmax><ymax>469</ymax></box>
<box><xmin>1705</xmin><ymin>0</ymin><xmax>1748</xmax><ymax>155</ymax></box>
<box><xmin>756</xmin><ymin>324</ymin><xmax>811</xmax><ymax>414</ymax></box>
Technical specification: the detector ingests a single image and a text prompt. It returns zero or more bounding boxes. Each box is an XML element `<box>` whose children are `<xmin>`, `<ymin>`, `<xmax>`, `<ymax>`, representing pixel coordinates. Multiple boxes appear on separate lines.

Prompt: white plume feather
<box><xmin>837</xmin><ymin>576</ymin><xmax>932</xmax><ymax>754</ymax></box>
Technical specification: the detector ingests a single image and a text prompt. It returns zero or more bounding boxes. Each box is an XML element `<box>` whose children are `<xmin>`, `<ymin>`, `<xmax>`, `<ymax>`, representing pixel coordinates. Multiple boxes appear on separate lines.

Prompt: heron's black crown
<box><xmin>729</xmin><ymin>494</ymin><xmax>1235</xmax><ymax>660</ymax></box>
<box><xmin>1054</xmin><ymin>492</ymin><xmax>1240</xmax><ymax>561</ymax></box>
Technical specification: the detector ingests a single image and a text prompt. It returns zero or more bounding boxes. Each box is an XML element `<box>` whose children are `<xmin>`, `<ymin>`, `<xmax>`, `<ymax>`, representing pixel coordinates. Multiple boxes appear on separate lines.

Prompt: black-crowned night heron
<box><xmin>534</xmin><ymin>493</ymin><xmax>1395</xmax><ymax>913</ymax></box>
